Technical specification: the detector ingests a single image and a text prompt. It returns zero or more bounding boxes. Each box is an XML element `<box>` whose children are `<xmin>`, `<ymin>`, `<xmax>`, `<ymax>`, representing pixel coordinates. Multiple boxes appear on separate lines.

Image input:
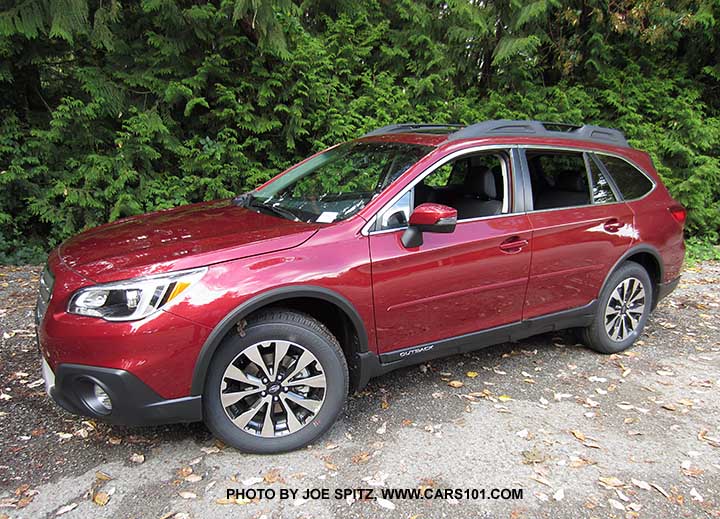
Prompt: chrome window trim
<box><xmin>516</xmin><ymin>144</ymin><xmax>657</xmax><ymax>203</ymax></box>
<box><xmin>361</xmin><ymin>145</ymin><xmax>514</xmax><ymax>236</ymax></box>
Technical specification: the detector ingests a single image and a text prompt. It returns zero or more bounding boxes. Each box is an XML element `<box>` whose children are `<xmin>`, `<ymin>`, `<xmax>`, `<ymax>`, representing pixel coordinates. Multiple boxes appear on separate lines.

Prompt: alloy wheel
<box><xmin>219</xmin><ymin>340</ymin><xmax>327</xmax><ymax>437</ymax></box>
<box><xmin>604</xmin><ymin>277</ymin><xmax>646</xmax><ymax>342</ymax></box>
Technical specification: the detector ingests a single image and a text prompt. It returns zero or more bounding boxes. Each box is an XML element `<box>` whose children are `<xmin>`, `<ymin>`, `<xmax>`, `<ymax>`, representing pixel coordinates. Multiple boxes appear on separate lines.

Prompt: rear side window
<box><xmin>597</xmin><ymin>155</ymin><xmax>654</xmax><ymax>200</ymax></box>
<box><xmin>587</xmin><ymin>156</ymin><xmax>617</xmax><ymax>204</ymax></box>
<box><xmin>527</xmin><ymin>151</ymin><xmax>590</xmax><ymax>210</ymax></box>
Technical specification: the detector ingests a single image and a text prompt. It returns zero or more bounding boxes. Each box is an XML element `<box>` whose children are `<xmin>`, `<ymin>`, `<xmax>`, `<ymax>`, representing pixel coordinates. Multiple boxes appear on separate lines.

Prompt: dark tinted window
<box><xmin>527</xmin><ymin>151</ymin><xmax>590</xmax><ymax>210</ymax></box>
<box><xmin>414</xmin><ymin>153</ymin><xmax>507</xmax><ymax>220</ymax></box>
<box><xmin>587</xmin><ymin>156</ymin><xmax>617</xmax><ymax>204</ymax></box>
<box><xmin>598</xmin><ymin>155</ymin><xmax>654</xmax><ymax>200</ymax></box>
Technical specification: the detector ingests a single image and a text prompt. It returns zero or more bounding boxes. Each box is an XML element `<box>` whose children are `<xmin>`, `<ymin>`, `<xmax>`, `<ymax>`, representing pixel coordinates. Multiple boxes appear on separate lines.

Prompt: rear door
<box><xmin>368</xmin><ymin>147</ymin><xmax>533</xmax><ymax>354</ymax></box>
<box><xmin>520</xmin><ymin>148</ymin><xmax>635</xmax><ymax>319</ymax></box>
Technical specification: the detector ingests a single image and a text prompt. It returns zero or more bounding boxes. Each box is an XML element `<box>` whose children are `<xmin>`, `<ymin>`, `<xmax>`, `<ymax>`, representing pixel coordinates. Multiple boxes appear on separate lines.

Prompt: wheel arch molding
<box><xmin>190</xmin><ymin>285</ymin><xmax>369</xmax><ymax>395</ymax></box>
<box><xmin>600</xmin><ymin>244</ymin><xmax>664</xmax><ymax>307</ymax></box>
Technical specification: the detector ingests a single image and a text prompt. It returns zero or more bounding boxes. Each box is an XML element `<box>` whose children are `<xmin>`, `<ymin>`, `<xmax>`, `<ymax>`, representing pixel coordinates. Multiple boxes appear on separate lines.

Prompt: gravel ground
<box><xmin>1</xmin><ymin>262</ymin><xmax>719</xmax><ymax>519</ymax></box>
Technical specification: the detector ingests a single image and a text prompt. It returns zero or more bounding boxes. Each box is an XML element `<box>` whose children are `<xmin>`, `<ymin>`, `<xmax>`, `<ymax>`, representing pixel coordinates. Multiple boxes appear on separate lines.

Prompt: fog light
<box><xmin>93</xmin><ymin>384</ymin><xmax>112</xmax><ymax>411</ymax></box>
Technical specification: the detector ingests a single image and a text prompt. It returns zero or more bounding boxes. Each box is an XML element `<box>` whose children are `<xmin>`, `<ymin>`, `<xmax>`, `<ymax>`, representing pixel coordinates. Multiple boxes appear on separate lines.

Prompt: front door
<box><xmin>368</xmin><ymin>149</ymin><xmax>532</xmax><ymax>354</ymax></box>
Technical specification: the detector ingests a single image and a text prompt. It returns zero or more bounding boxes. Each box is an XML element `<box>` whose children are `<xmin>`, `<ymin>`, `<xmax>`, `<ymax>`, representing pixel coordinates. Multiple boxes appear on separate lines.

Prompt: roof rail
<box><xmin>447</xmin><ymin>120</ymin><xmax>628</xmax><ymax>147</ymax></box>
<box><xmin>363</xmin><ymin>123</ymin><xmax>463</xmax><ymax>137</ymax></box>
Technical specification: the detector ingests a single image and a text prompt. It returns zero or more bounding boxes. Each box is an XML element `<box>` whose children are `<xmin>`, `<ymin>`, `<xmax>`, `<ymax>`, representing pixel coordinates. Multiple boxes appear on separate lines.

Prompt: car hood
<box><xmin>58</xmin><ymin>200</ymin><xmax>319</xmax><ymax>283</ymax></box>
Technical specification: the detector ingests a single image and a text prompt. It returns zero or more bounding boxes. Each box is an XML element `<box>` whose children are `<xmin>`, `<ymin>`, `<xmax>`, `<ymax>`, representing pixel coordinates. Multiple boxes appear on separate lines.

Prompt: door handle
<box><xmin>499</xmin><ymin>237</ymin><xmax>529</xmax><ymax>253</ymax></box>
<box><xmin>604</xmin><ymin>218</ymin><xmax>622</xmax><ymax>233</ymax></box>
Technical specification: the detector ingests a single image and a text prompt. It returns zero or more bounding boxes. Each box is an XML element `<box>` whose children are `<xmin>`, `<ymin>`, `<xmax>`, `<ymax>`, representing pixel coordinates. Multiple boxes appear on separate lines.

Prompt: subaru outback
<box><xmin>36</xmin><ymin>120</ymin><xmax>685</xmax><ymax>453</ymax></box>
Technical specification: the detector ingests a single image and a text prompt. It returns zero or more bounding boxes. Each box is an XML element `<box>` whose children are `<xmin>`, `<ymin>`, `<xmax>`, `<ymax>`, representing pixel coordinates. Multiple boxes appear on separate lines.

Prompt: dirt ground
<box><xmin>0</xmin><ymin>262</ymin><xmax>718</xmax><ymax>519</ymax></box>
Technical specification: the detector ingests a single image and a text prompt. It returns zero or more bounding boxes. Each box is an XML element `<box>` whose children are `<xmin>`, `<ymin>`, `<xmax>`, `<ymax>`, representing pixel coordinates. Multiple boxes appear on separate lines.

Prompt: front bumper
<box><xmin>44</xmin><ymin>361</ymin><xmax>202</xmax><ymax>426</ymax></box>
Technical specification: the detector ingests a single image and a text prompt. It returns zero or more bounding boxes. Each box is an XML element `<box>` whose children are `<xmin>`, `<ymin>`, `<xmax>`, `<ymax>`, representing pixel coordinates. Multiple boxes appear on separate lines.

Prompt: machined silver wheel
<box><xmin>604</xmin><ymin>277</ymin><xmax>646</xmax><ymax>342</ymax></box>
<box><xmin>219</xmin><ymin>340</ymin><xmax>326</xmax><ymax>438</ymax></box>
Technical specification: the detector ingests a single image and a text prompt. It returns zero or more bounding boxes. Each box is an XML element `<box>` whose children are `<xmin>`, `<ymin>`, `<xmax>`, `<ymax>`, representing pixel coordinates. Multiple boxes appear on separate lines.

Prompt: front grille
<box><xmin>36</xmin><ymin>265</ymin><xmax>55</xmax><ymax>323</ymax></box>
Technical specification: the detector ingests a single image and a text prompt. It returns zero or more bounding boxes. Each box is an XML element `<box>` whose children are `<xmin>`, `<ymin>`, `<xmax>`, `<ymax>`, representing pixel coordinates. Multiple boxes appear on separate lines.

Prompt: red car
<box><xmin>37</xmin><ymin>120</ymin><xmax>685</xmax><ymax>452</ymax></box>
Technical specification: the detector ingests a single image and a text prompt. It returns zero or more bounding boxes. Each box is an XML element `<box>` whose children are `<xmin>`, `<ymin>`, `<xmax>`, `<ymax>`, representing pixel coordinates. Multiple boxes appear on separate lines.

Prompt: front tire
<box><xmin>203</xmin><ymin>309</ymin><xmax>348</xmax><ymax>453</ymax></box>
<box><xmin>581</xmin><ymin>261</ymin><xmax>652</xmax><ymax>354</ymax></box>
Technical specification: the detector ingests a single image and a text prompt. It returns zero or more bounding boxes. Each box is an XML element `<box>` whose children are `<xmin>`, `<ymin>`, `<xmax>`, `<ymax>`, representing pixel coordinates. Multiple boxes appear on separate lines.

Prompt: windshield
<box><xmin>248</xmin><ymin>141</ymin><xmax>433</xmax><ymax>223</ymax></box>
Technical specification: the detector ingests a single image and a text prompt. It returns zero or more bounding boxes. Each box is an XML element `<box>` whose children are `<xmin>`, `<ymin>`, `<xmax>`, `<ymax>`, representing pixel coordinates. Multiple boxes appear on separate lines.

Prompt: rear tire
<box><xmin>203</xmin><ymin>309</ymin><xmax>348</xmax><ymax>453</ymax></box>
<box><xmin>581</xmin><ymin>261</ymin><xmax>652</xmax><ymax>354</ymax></box>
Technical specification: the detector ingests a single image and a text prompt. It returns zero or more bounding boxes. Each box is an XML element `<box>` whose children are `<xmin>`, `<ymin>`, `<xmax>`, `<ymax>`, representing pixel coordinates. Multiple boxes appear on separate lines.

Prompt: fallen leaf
<box><xmin>263</xmin><ymin>468</ymin><xmax>283</xmax><ymax>484</ymax></box>
<box><xmin>200</xmin><ymin>446</ymin><xmax>220</xmax><ymax>455</ymax></box>
<box><xmin>448</xmin><ymin>380</ymin><xmax>464</xmax><ymax>388</ymax></box>
<box><xmin>631</xmin><ymin>479</ymin><xmax>651</xmax><ymax>491</ymax></box>
<box><xmin>571</xmin><ymin>430</ymin><xmax>586</xmax><ymax>441</ymax></box>
<box><xmin>215</xmin><ymin>497</ymin><xmax>251</xmax><ymax>505</ymax></box>
<box><xmin>376</xmin><ymin>422</ymin><xmax>387</xmax><ymax>435</ymax></box>
<box><xmin>553</xmin><ymin>488</ymin><xmax>565</xmax><ymax>501</ymax></box>
<box><xmin>178</xmin><ymin>466</ymin><xmax>193</xmax><ymax>478</ymax></box>
<box><xmin>178</xmin><ymin>491</ymin><xmax>197</xmax><ymax>500</ymax></box>
<box><xmin>498</xmin><ymin>394</ymin><xmax>513</xmax><ymax>402</ymax></box>
<box><xmin>569</xmin><ymin>456</ymin><xmax>596</xmax><ymax>468</ymax></box>
<box><xmin>95</xmin><ymin>471</ymin><xmax>112</xmax><ymax>481</ymax></box>
<box><xmin>377</xmin><ymin>497</ymin><xmax>396</xmax><ymax>510</ymax></box>
<box><xmin>466</xmin><ymin>371</ymin><xmax>478</xmax><ymax>378</ymax></box>
<box><xmin>93</xmin><ymin>491</ymin><xmax>110</xmax><ymax>506</ymax></box>
<box><xmin>690</xmin><ymin>487</ymin><xmax>703</xmax><ymax>502</ymax></box>
<box><xmin>598</xmin><ymin>476</ymin><xmax>624</xmax><ymax>488</ymax></box>
<box><xmin>185</xmin><ymin>474</ymin><xmax>202</xmax><ymax>483</ymax></box>
<box><xmin>650</xmin><ymin>483</ymin><xmax>670</xmax><ymax>499</ymax></box>
<box><xmin>608</xmin><ymin>498</ymin><xmax>625</xmax><ymax>511</ymax></box>
<box><xmin>522</xmin><ymin>448</ymin><xmax>546</xmax><ymax>465</ymax></box>
<box><xmin>130</xmin><ymin>453</ymin><xmax>145</xmax><ymax>464</ymax></box>
<box><xmin>55</xmin><ymin>503</ymin><xmax>78</xmax><ymax>516</ymax></box>
<box><xmin>352</xmin><ymin>452</ymin><xmax>370</xmax><ymax>464</ymax></box>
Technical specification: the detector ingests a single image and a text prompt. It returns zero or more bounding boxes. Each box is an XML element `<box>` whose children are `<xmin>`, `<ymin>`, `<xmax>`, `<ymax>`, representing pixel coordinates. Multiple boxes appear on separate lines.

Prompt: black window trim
<box><xmin>584</xmin><ymin>152</ymin><xmax>622</xmax><ymax>204</ymax></box>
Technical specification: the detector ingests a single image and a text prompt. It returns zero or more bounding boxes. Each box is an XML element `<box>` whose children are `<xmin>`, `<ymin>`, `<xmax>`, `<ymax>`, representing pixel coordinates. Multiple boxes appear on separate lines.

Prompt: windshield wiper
<box><xmin>248</xmin><ymin>198</ymin><xmax>301</xmax><ymax>222</ymax></box>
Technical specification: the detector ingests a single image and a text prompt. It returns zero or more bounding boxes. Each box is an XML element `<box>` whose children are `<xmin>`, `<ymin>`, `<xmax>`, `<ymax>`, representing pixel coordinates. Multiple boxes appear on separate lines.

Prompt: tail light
<box><xmin>669</xmin><ymin>205</ymin><xmax>687</xmax><ymax>226</ymax></box>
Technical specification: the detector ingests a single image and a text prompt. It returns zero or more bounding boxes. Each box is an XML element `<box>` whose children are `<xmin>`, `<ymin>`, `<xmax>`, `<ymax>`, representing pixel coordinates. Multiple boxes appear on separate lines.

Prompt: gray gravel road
<box><xmin>1</xmin><ymin>262</ymin><xmax>719</xmax><ymax>519</ymax></box>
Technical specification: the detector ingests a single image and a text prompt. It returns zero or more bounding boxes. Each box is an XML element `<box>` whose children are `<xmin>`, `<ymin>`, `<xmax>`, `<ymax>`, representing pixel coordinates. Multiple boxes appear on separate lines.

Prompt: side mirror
<box><xmin>401</xmin><ymin>203</ymin><xmax>457</xmax><ymax>248</ymax></box>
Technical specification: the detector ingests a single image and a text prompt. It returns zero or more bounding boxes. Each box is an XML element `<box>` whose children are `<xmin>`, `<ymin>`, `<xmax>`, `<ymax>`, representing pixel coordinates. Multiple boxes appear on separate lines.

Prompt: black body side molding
<box><xmin>355</xmin><ymin>300</ymin><xmax>598</xmax><ymax>387</ymax></box>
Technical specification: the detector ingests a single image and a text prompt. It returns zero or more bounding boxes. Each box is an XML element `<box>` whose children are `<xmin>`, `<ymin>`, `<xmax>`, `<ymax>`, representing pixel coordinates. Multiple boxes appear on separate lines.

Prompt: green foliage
<box><xmin>1</xmin><ymin>0</ymin><xmax>719</xmax><ymax>264</ymax></box>
<box><xmin>686</xmin><ymin>236</ymin><xmax>720</xmax><ymax>266</ymax></box>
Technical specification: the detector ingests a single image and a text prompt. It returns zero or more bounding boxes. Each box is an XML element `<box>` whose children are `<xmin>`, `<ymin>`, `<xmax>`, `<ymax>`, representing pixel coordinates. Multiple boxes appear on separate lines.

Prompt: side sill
<box><xmin>356</xmin><ymin>301</ymin><xmax>597</xmax><ymax>387</ymax></box>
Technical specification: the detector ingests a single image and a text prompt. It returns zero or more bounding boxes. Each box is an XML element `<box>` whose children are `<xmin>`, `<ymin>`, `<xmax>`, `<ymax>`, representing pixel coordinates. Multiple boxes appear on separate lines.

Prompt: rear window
<box><xmin>597</xmin><ymin>155</ymin><xmax>654</xmax><ymax>200</ymax></box>
<box><xmin>527</xmin><ymin>151</ymin><xmax>590</xmax><ymax>210</ymax></box>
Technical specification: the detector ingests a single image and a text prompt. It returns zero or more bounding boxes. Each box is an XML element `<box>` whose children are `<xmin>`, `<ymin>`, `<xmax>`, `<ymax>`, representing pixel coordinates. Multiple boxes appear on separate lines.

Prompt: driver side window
<box><xmin>378</xmin><ymin>152</ymin><xmax>509</xmax><ymax>231</ymax></box>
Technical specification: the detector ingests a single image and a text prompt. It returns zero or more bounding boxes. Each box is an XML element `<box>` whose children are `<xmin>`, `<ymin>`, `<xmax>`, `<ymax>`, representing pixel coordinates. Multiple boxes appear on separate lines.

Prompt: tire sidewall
<box><xmin>203</xmin><ymin>320</ymin><xmax>347</xmax><ymax>453</ymax></box>
<box><xmin>594</xmin><ymin>263</ymin><xmax>653</xmax><ymax>352</ymax></box>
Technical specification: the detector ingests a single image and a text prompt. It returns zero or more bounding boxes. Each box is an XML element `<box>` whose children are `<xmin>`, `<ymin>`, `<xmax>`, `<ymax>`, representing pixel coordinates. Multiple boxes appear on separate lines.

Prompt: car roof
<box><xmin>359</xmin><ymin>120</ymin><xmax>630</xmax><ymax>149</ymax></box>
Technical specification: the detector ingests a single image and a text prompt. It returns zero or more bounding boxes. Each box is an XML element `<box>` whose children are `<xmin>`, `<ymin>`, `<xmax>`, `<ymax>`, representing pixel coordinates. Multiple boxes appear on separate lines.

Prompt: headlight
<box><xmin>68</xmin><ymin>267</ymin><xmax>207</xmax><ymax>321</ymax></box>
